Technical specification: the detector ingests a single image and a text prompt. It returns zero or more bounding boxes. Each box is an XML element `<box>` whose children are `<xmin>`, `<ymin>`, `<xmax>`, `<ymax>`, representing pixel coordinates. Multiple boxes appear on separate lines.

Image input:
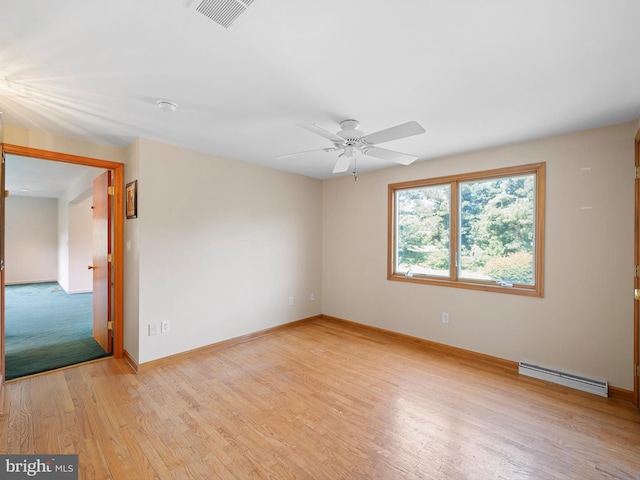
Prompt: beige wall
<box><xmin>4</xmin><ymin>195</ymin><xmax>58</xmax><ymax>284</ymax></box>
<box><xmin>123</xmin><ymin>140</ymin><xmax>141</xmax><ymax>362</ymax></box>
<box><xmin>322</xmin><ymin>121</ymin><xmax>637</xmax><ymax>390</ymax></box>
<box><xmin>134</xmin><ymin>138</ymin><xmax>323</xmax><ymax>364</ymax></box>
<box><xmin>2</xmin><ymin>127</ymin><xmax>324</xmax><ymax>367</ymax></box>
<box><xmin>4</xmin><ymin>122</ymin><xmax>637</xmax><ymax>390</ymax></box>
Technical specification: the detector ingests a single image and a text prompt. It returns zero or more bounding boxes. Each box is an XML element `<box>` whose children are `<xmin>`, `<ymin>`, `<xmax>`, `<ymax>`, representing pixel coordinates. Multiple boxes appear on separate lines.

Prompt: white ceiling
<box><xmin>1</xmin><ymin>0</ymin><xmax>639</xmax><ymax>180</ymax></box>
<box><xmin>5</xmin><ymin>155</ymin><xmax>98</xmax><ymax>198</ymax></box>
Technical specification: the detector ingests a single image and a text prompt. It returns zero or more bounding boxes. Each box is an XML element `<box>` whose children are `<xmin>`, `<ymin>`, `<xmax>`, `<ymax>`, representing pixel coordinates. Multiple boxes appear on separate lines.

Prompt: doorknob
<box><xmin>87</xmin><ymin>265</ymin><xmax>98</xmax><ymax>270</ymax></box>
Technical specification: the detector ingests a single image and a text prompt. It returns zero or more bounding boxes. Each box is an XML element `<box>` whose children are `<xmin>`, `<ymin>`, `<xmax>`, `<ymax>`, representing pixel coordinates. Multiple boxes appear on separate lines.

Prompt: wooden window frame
<box><xmin>388</xmin><ymin>162</ymin><xmax>545</xmax><ymax>297</ymax></box>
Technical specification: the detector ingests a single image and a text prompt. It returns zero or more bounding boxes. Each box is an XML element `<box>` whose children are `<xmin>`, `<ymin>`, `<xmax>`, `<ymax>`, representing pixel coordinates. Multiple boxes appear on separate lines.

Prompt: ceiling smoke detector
<box><xmin>156</xmin><ymin>100</ymin><xmax>178</xmax><ymax>113</ymax></box>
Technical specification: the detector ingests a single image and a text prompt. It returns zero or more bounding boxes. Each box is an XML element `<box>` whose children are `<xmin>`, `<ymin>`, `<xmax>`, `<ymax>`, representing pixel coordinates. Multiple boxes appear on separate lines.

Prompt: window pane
<box><xmin>396</xmin><ymin>184</ymin><xmax>450</xmax><ymax>277</ymax></box>
<box><xmin>459</xmin><ymin>175</ymin><xmax>535</xmax><ymax>285</ymax></box>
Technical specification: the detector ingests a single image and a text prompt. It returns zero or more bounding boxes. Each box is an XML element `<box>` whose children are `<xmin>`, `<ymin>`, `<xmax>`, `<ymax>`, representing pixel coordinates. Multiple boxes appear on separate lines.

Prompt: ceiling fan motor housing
<box><xmin>337</xmin><ymin>119</ymin><xmax>365</xmax><ymax>147</ymax></box>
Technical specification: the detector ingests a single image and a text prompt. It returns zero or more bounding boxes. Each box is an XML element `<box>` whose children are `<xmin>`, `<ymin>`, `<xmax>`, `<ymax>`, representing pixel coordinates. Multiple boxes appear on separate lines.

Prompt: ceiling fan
<box><xmin>277</xmin><ymin>119</ymin><xmax>426</xmax><ymax>174</ymax></box>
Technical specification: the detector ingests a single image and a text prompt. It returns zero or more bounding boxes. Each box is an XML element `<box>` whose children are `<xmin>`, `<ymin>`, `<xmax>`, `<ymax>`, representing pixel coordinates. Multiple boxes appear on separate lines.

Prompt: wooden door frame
<box><xmin>0</xmin><ymin>143</ymin><xmax>125</xmax><ymax>377</ymax></box>
<box><xmin>1</xmin><ymin>150</ymin><xmax>5</xmax><ymax>390</ymax></box>
<box><xmin>635</xmin><ymin>128</ymin><xmax>640</xmax><ymax>408</ymax></box>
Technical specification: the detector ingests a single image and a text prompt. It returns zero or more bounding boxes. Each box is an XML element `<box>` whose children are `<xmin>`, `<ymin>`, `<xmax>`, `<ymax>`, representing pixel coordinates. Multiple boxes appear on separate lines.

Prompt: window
<box><xmin>388</xmin><ymin>163</ymin><xmax>545</xmax><ymax>296</ymax></box>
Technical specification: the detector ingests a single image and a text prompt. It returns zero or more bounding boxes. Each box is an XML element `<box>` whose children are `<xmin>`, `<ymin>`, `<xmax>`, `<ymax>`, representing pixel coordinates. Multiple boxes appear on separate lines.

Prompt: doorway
<box><xmin>4</xmin><ymin>160</ymin><xmax>109</xmax><ymax>379</ymax></box>
<box><xmin>0</xmin><ymin>143</ymin><xmax>124</xmax><ymax>386</ymax></box>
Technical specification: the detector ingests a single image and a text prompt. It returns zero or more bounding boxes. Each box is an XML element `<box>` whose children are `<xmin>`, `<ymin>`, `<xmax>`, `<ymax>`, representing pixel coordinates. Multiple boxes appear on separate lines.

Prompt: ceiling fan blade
<box><xmin>361</xmin><ymin>121</ymin><xmax>425</xmax><ymax>145</ymax></box>
<box><xmin>275</xmin><ymin>147</ymin><xmax>339</xmax><ymax>159</ymax></box>
<box><xmin>298</xmin><ymin>123</ymin><xmax>345</xmax><ymax>143</ymax></box>
<box><xmin>332</xmin><ymin>154</ymin><xmax>353</xmax><ymax>173</ymax></box>
<box><xmin>363</xmin><ymin>146</ymin><xmax>418</xmax><ymax>165</ymax></box>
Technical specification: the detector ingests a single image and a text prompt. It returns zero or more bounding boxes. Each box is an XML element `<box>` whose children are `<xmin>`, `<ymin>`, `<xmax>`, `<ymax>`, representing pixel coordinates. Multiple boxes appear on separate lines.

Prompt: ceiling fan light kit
<box><xmin>278</xmin><ymin>119</ymin><xmax>426</xmax><ymax>176</ymax></box>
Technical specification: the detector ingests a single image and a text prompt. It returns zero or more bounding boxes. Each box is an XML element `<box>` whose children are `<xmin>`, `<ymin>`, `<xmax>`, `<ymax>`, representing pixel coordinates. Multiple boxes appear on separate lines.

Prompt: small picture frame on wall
<box><xmin>126</xmin><ymin>180</ymin><xmax>138</xmax><ymax>219</ymax></box>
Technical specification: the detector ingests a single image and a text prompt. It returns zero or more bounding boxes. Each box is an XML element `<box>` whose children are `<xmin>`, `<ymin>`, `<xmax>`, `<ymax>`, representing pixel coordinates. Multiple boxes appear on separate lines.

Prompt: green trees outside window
<box><xmin>396</xmin><ymin>184</ymin><xmax>450</xmax><ymax>277</ymax></box>
<box><xmin>459</xmin><ymin>175</ymin><xmax>535</xmax><ymax>285</ymax></box>
<box><xmin>389</xmin><ymin>163</ymin><xmax>545</xmax><ymax>296</ymax></box>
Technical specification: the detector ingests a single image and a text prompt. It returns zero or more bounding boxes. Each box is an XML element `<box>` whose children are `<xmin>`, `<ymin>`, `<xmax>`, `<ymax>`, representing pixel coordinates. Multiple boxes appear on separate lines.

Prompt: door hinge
<box><xmin>107</xmin><ymin>321</ymin><xmax>114</xmax><ymax>331</ymax></box>
<box><xmin>635</xmin><ymin>265</ymin><xmax>640</xmax><ymax>277</ymax></box>
<box><xmin>107</xmin><ymin>253</ymin><xmax>113</xmax><ymax>263</ymax></box>
<box><xmin>107</xmin><ymin>186</ymin><xmax>115</xmax><ymax>195</ymax></box>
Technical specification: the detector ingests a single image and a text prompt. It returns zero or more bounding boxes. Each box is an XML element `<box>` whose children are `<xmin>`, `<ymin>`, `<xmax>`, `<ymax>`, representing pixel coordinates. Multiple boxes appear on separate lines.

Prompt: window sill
<box><xmin>388</xmin><ymin>273</ymin><xmax>543</xmax><ymax>298</ymax></box>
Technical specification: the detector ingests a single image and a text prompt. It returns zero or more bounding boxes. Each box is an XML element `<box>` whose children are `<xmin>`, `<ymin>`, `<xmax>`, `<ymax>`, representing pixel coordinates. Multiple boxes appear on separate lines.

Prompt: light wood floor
<box><xmin>1</xmin><ymin>318</ymin><xmax>639</xmax><ymax>479</ymax></box>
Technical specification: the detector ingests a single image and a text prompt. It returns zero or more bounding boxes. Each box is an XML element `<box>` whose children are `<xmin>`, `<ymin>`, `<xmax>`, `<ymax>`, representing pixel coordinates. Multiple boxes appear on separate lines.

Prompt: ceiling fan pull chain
<box><xmin>352</xmin><ymin>153</ymin><xmax>358</xmax><ymax>181</ymax></box>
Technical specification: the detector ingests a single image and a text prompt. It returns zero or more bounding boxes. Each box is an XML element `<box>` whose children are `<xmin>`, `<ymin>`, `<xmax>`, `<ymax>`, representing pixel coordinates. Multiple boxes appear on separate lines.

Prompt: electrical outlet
<box><xmin>441</xmin><ymin>312</ymin><xmax>449</xmax><ymax>324</ymax></box>
<box><xmin>148</xmin><ymin>324</ymin><xmax>157</xmax><ymax>336</ymax></box>
<box><xmin>160</xmin><ymin>320</ymin><xmax>170</xmax><ymax>333</ymax></box>
<box><xmin>309</xmin><ymin>292</ymin><xmax>315</xmax><ymax>301</ymax></box>
<box><xmin>289</xmin><ymin>296</ymin><xmax>295</xmax><ymax>306</ymax></box>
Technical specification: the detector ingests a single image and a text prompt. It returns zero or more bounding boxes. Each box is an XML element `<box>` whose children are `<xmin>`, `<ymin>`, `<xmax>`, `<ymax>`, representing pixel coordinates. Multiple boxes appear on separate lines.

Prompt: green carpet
<box><xmin>5</xmin><ymin>282</ymin><xmax>110</xmax><ymax>380</ymax></box>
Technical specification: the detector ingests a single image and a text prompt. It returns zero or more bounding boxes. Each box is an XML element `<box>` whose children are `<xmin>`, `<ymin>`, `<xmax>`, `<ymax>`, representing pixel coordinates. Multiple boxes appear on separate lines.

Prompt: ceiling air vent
<box><xmin>188</xmin><ymin>0</ymin><xmax>261</xmax><ymax>29</ymax></box>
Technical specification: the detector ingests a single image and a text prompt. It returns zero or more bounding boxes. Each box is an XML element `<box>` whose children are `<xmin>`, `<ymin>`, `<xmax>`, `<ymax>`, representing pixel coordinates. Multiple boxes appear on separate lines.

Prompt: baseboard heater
<box><xmin>518</xmin><ymin>361</ymin><xmax>608</xmax><ymax>397</ymax></box>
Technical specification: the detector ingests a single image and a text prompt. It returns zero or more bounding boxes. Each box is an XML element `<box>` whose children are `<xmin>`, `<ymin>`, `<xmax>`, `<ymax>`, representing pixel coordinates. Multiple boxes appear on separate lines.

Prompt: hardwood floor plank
<box><xmin>0</xmin><ymin>317</ymin><xmax>639</xmax><ymax>479</ymax></box>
